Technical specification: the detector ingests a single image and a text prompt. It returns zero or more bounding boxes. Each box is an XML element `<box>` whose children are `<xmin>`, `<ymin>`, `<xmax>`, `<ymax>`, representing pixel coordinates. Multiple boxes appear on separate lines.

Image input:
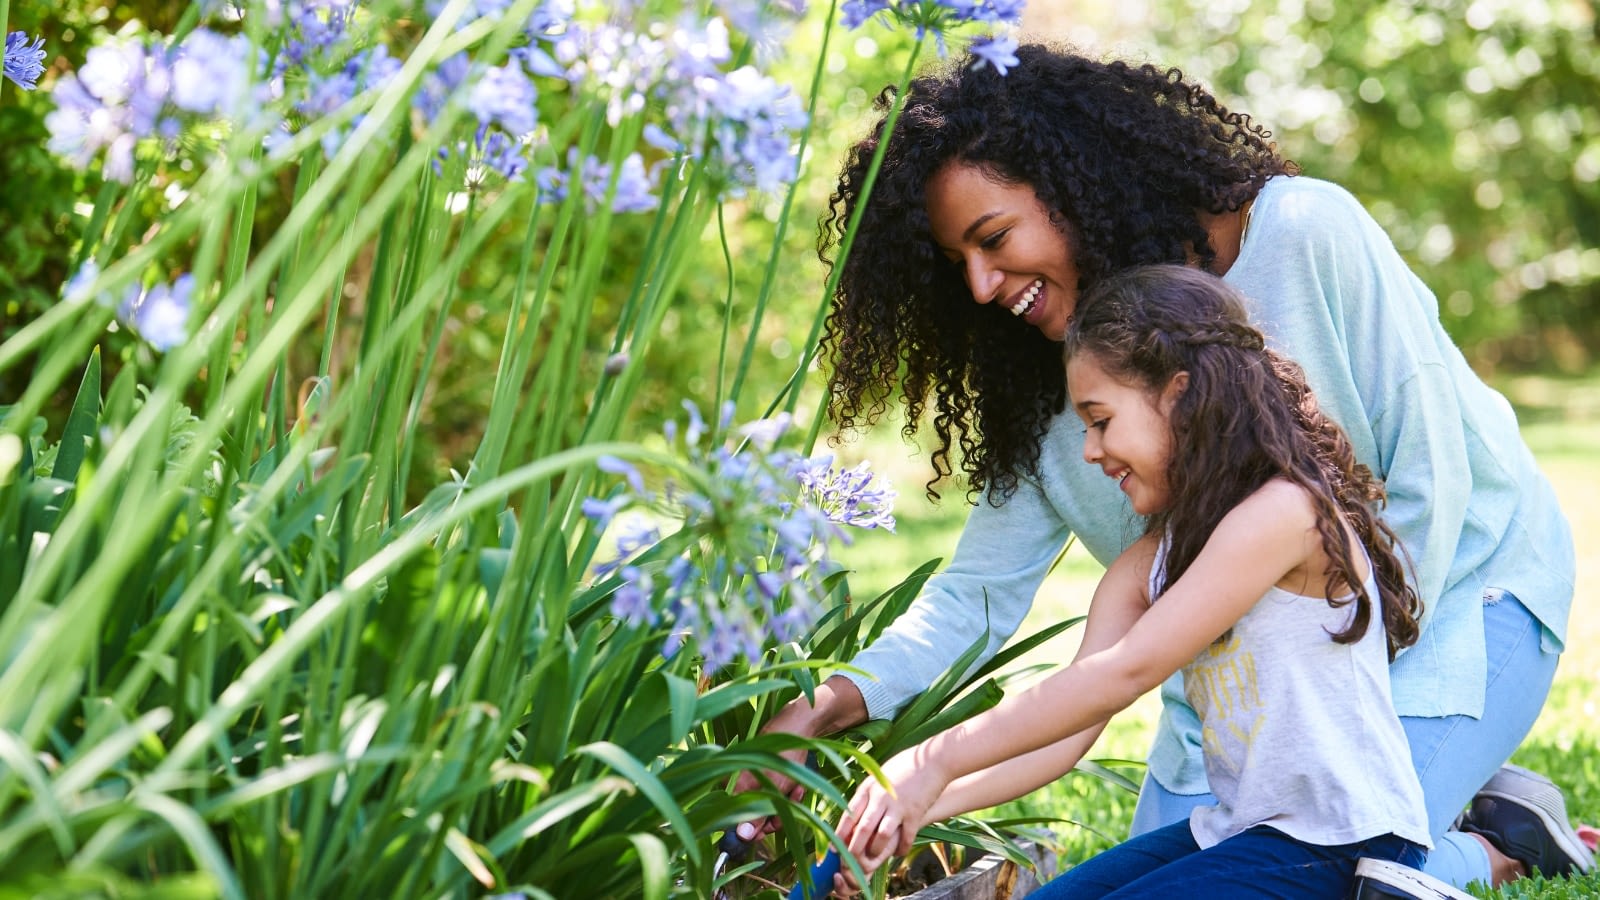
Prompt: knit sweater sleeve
<box><xmin>843</xmin><ymin>471</ymin><xmax>1073</xmax><ymax>720</ymax></box>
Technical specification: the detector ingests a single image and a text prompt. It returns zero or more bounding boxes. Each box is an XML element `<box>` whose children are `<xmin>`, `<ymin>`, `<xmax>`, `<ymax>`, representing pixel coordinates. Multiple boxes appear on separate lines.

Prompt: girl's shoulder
<box><xmin>1107</xmin><ymin>532</ymin><xmax>1163</xmax><ymax>605</ymax></box>
<box><xmin>1224</xmin><ymin>477</ymin><xmax>1319</xmax><ymax>536</ymax></box>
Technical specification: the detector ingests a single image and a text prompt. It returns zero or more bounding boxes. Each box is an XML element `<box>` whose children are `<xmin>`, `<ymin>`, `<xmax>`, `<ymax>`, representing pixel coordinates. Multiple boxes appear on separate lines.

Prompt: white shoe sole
<box><xmin>1351</xmin><ymin>858</ymin><xmax>1475</xmax><ymax>900</ymax></box>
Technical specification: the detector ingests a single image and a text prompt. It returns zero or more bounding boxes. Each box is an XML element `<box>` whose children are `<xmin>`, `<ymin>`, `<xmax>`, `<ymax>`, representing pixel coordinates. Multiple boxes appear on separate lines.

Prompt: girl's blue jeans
<box><xmin>1027</xmin><ymin>821</ymin><xmax>1426</xmax><ymax>899</ymax></box>
<box><xmin>1127</xmin><ymin>592</ymin><xmax>1559</xmax><ymax>889</ymax></box>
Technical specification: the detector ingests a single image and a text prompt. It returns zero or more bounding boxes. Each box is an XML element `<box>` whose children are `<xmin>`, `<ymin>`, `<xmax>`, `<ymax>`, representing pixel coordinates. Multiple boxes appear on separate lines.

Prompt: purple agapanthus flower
<box><xmin>581</xmin><ymin>403</ymin><xmax>896</xmax><ymax>673</ymax></box>
<box><xmin>118</xmin><ymin>275</ymin><xmax>195</xmax><ymax>351</ymax></box>
<box><xmin>4</xmin><ymin>30</ymin><xmax>47</xmax><ymax>90</ymax></box>
<box><xmin>679</xmin><ymin>64</ymin><xmax>807</xmax><ymax>196</ymax></box>
<box><xmin>45</xmin><ymin>40</ymin><xmax>173</xmax><ymax>181</ymax></box>
<box><xmin>969</xmin><ymin>34</ymin><xmax>1020</xmax><ymax>76</ymax></box>
<box><xmin>62</xmin><ymin>260</ymin><xmax>103</xmax><ymax>305</ymax></box>
<box><xmin>796</xmin><ymin>455</ymin><xmax>898</xmax><ymax>532</ymax></box>
<box><xmin>537</xmin><ymin>149</ymin><xmax>659</xmax><ymax>213</ymax></box>
<box><xmin>168</xmin><ymin>30</ymin><xmax>254</xmax><ymax>117</ymax></box>
<box><xmin>438</xmin><ymin>125</ymin><xmax>529</xmax><ymax>185</ymax></box>
<box><xmin>424</xmin><ymin>0</ymin><xmax>518</xmax><ymax>28</ymax></box>
<box><xmin>611</xmin><ymin>567</ymin><xmax>658</xmax><ymax>627</ymax></box>
<box><xmin>466</xmin><ymin>63</ymin><xmax>538</xmax><ymax>137</ymax></box>
<box><xmin>840</xmin><ymin>0</ymin><xmax>890</xmax><ymax>29</ymax></box>
<box><xmin>413</xmin><ymin>51</ymin><xmax>471</xmax><ymax>123</ymax></box>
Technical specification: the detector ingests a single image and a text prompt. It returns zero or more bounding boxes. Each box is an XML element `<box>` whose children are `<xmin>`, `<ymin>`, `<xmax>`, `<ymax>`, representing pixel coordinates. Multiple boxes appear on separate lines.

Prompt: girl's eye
<box><xmin>1089</xmin><ymin>418</ymin><xmax>1108</xmax><ymax>431</ymax></box>
<box><xmin>979</xmin><ymin>229</ymin><xmax>1008</xmax><ymax>250</ymax></box>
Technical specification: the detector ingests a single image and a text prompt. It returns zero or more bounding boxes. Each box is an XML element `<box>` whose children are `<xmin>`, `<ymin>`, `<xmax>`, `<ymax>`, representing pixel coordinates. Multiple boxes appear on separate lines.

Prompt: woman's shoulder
<box><xmin>1254</xmin><ymin>175</ymin><xmax>1376</xmax><ymax>235</ymax></box>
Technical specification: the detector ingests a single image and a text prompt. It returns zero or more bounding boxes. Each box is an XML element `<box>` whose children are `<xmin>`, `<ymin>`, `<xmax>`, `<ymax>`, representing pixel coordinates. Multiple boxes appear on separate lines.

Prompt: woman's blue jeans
<box><xmin>1027</xmin><ymin>821</ymin><xmax>1426</xmax><ymax>899</ymax></box>
<box><xmin>1126</xmin><ymin>593</ymin><xmax>1559</xmax><ymax>888</ymax></box>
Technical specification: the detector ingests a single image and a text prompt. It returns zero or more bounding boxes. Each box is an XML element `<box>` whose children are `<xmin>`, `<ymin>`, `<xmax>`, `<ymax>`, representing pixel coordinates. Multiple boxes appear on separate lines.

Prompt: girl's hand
<box><xmin>835</xmin><ymin>749</ymin><xmax>947</xmax><ymax>886</ymax></box>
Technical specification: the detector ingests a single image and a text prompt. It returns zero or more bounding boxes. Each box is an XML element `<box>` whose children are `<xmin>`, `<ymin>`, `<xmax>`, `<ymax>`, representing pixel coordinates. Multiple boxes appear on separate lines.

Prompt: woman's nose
<box><xmin>1081</xmin><ymin>431</ymin><xmax>1101</xmax><ymax>463</ymax></box>
<box><xmin>964</xmin><ymin>256</ymin><xmax>1003</xmax><ymax>304</ymax></box>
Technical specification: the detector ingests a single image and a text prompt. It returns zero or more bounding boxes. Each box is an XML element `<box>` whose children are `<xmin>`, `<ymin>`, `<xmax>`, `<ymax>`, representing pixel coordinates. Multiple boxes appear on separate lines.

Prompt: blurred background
<box><xmin>5</xmin><ymin>0</ymin><xmax>1596</xmax><ymax>501</ymax></box>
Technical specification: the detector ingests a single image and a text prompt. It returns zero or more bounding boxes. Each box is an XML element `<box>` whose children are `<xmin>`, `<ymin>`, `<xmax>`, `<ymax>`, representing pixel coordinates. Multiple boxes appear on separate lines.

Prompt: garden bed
<box><xmin>891</xmin><ymin>841</ymin><xmax>1055</xmax><ymax>900</ymax></box>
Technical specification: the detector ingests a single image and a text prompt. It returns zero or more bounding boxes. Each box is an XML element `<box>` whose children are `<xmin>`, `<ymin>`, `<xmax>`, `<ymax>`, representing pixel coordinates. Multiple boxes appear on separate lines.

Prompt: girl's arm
<box><xmin>839</xmin><ymin>480</ymin><xmax>1319</xmax><ymax>865</ymax></box>
<box><xmin>923</xmin><ymin>536</ymin><xmax>1156</xmax><ymax>822</ymax></box>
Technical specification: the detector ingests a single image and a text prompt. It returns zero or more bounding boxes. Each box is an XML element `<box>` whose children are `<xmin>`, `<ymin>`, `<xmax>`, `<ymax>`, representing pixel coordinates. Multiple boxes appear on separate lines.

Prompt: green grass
<box><xmin>831</xmin><ymin>373</ymin><xmax>1600</xmax><ymax>896</ymax></box>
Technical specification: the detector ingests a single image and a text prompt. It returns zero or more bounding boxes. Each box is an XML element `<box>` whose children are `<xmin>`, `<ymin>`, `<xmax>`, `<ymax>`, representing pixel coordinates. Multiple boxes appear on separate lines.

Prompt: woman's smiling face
<box><xmin>925</xmin><ymin>162</ymin><xmax>1081</xmax><ymax>341</ymax></box>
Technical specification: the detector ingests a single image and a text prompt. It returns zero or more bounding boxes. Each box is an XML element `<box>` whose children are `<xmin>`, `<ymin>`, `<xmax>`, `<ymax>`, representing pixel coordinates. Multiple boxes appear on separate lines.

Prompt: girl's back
<box><xmin>1146</xmin><ymin>479</ymin><xmax>1428</xmax><ymax>849</ymax></box>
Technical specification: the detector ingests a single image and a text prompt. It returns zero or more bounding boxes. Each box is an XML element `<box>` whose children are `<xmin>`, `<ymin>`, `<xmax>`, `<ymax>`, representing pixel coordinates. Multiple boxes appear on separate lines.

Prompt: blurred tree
<box><xmin>1029</xmin><ymin>0</ymin><xmax>1600</xmax><ymax>372</ymax></box>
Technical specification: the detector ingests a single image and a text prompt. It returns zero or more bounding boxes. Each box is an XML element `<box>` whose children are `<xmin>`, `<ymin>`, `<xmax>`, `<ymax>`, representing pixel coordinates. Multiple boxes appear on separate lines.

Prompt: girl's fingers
<box><xmin>844</xmin><ymin>787</ymin><xmax>885</xmax><ymax>857</ymax></box>
<box><xmin>894</xmin><ymin>821</ymin><xmax>920</xmax><ymax>856</ymax></box>
<box><xmin>865</xmin><ymin>809</ymin><xmax>901</xmax><ymax>862</ymax></box>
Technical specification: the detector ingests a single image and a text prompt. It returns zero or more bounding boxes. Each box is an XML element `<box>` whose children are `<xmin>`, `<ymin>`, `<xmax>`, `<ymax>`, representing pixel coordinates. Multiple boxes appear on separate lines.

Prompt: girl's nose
<box><xmin>1081</xmin><ymin>431</ymin><xmax>1101</xmax><ymax>464</ymax></box>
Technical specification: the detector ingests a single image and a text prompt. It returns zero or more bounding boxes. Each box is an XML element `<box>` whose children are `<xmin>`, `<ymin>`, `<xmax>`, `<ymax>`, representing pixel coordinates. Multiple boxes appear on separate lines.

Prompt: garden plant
<box><xmin>0</xmin><ymin>0</ymin><xmax>1059</xmax><ymax>897</ymax></box>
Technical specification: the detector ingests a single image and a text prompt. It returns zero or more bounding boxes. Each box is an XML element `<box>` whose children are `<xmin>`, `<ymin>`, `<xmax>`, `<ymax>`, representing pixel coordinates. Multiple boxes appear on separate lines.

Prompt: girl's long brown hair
<box><xmin>1064</xmin><ymin>265</ymin><xmax>1421</xmax><ymax>658</ymax></box>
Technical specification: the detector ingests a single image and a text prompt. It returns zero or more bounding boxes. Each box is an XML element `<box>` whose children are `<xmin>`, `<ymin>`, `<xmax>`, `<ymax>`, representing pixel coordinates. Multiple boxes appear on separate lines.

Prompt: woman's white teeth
<box><xmin>1011</xmin><ymin>280</ymin><xmax>1043</xmax><ymax>317</ymax></box>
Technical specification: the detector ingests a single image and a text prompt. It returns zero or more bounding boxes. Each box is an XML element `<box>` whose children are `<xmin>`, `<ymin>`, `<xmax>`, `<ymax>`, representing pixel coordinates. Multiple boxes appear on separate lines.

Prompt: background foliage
<box><xmin>8</xmin><ymin>0</ymin><xmax>1597</xmax><ymax>501</ymax></box>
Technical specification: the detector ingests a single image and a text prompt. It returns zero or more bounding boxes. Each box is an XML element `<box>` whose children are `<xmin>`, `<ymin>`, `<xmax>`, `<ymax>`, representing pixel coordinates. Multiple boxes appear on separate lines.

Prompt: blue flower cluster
<box><xmin>265</xmin><ymin>0</ymin><xmax>405</xmax><ymax>159</ymax></box>
<box><xmin>839</xmin><ymin>0</ymin><xmax>1024</xmax><ymax>70</ymax></box>
<box><xmin>44</xmin><ymin>30</ymin><xmax>259</xmax><ymax>182</ymax></box>
<box><xmin>536</xmin><ymin>149</ymin><xmax>658</xmax><ymax>213</ymax></box>
<box><xmin>4</xmin><ymin>30</ymin><xmax>46</xmax><ymax>91</ymax></box>
<box><xmin>66</xmin><ymin>261</ymin><xmax>194</xmax><ymax>351</ymax></box>
<box><xmin>583</xmin><ymin>403</ymin><xmax>896</xmax><ymax>673</ymax></box>
<box><xmin>544</xmin><ymin>12</ymin><xmax>808</xmax><ymax>199</ymax></box>
<box><xmin>39</xmin><ymin>0</ymin><xmax>813</xmax><ymax>202</ymax></box>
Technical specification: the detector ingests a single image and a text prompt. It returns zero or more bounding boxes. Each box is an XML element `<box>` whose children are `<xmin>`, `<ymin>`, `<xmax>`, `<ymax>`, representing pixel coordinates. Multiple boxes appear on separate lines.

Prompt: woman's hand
<box><xmin>730</xmin><ymin>676</ymin><xmax>868</xmax><ymax>841</ymax></box>
<box><xmin>833</xmin><ymin>747</ymin><xmax>949</xmax><ymax>891</ymax></box>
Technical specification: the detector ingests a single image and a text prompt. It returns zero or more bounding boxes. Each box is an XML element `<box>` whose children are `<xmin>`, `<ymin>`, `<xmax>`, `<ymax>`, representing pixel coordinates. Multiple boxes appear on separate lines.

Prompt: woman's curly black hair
<box><xmin>1065</xmin><ymin>265</ymin><xmax>1422</xmax><ymax>660</ymax></box>
<box><xmin>818</xmin><ymin>42</ymin><xmax>1297</xmax><ymax>502</ymax></box>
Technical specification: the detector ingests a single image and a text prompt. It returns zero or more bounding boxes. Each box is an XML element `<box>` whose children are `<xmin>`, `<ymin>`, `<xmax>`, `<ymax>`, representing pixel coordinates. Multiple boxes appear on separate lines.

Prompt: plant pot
<box><xmin>892</xmin><ymin>841</ymin><xmax>1056</xmax><ymax>900</ymax></box>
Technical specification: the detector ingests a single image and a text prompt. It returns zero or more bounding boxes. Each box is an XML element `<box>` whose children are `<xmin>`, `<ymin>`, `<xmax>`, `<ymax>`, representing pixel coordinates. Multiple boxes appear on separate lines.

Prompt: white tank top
<box><xmin>1150</xmin><ymin>538</ymin><xmax>1432</xmax><ymax>849</ymax></box>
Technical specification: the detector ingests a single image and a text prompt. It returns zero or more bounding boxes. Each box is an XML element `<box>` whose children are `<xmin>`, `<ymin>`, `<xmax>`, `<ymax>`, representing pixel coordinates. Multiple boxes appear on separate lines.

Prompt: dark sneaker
<box><xmin>1349</xmin><ymin>858</ymin><xmax>1475</xmax><ymax>900</ymax></box>
<box><xmin>1459</xmin><ymin>764</ymin><xmax>1596</xmax><ymax>878</ymax></box>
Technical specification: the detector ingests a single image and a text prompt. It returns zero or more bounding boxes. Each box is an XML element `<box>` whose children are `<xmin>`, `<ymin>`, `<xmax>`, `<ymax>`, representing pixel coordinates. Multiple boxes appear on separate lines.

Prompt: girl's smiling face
<box><xmin>1067</xmin><ymin>350</ymin><xmax>1188</xmax><ymax>516</ymax></box>
<box><xmin>924</xmin><ymin>162</ymin><xmax>1081</xmax><ymax>341</ymax></box>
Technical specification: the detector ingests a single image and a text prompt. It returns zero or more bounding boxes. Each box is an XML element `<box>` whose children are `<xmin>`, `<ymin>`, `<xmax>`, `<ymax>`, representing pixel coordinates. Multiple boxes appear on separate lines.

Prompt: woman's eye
<box><xmin>980</xmin><ymin>229</ymin><xmax>1008</xmax><ymax>250</ymax></box>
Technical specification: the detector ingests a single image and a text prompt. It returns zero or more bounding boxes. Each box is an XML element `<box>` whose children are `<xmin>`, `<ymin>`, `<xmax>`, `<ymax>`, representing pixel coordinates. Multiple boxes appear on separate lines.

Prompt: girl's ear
<box><xmin>1160</xmin><ymin>371</ymin><xmax>1190</xmax><ymax>412</ymax></box>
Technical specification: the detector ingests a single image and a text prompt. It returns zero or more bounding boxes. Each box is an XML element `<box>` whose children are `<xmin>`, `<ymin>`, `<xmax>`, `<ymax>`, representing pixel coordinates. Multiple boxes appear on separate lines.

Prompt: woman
<box><xmin>743</xmin><ymin>42</ymin><xmax>1583</xmax><ymax>888</ymax></box>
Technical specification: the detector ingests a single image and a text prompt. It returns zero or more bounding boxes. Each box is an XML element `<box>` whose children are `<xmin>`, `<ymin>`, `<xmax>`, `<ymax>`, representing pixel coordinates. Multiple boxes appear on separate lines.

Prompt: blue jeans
<box><xmin>1028</xmin><ymin>821</ymin><xmax>1426</xmax><ymax>899</ymax></box>
<box><xmin>1128</xmin><ymin>593</ymin><xmax>1559</xmax><ymax>888</ymax></box>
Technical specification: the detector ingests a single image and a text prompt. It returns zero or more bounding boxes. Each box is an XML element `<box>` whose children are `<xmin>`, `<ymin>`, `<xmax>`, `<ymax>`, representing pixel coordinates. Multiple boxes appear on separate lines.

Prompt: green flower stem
<box><xmin>730</xmin><ymin>0</ymin><xmax>841</xmax><ymax>408</ymax></box>
<box><xmin>0</xmin><ymin>1</ymin><xmax>11</xmax><ymax>105</ymax></box>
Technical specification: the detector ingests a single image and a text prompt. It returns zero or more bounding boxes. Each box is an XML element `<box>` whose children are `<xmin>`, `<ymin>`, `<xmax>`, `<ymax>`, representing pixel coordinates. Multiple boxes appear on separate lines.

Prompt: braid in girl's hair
<box><xmin>1064</xmin><ymin>265</ymin><xmax>1423</xmax><ymax>659</ymax></box>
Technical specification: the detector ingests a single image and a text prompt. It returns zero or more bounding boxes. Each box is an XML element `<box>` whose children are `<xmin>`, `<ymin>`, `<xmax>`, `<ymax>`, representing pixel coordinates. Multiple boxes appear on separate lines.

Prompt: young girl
<box><xmin>834</xmin><ymin>265</ymin><xmax>1431</xmax><ymax>898</ymax></box>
